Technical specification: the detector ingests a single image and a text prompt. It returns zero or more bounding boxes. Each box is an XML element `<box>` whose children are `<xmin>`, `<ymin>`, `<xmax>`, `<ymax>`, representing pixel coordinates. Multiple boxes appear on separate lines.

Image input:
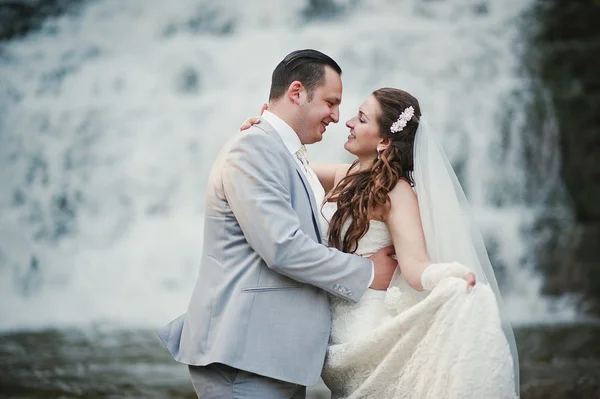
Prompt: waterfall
<box><xmin>0</xmin><ymin>0</ymin><xmax>576</xmax><ymax>331</ymax></box>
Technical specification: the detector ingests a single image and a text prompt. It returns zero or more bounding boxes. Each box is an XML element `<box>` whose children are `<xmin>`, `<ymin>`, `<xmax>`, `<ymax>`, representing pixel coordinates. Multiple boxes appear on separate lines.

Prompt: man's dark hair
<box><xmin>269</xmin><ymin>49</ymin><xmax>342</xmax><ymax>102</ymax></box>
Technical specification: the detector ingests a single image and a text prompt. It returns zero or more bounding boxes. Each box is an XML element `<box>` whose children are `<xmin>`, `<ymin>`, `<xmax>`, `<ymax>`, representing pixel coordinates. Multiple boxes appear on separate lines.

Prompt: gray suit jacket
<box><xmin>158</xmin><ymin>119</ymin><xmax>372</xmax><ymax>386</ymax></box>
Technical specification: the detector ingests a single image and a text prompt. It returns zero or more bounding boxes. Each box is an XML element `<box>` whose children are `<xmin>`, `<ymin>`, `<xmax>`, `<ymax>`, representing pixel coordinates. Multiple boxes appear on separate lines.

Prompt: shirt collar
<box><xmin>262</xmin><ymin>110</ymin><xmax>303</xmax><ymax>155</ymax></box>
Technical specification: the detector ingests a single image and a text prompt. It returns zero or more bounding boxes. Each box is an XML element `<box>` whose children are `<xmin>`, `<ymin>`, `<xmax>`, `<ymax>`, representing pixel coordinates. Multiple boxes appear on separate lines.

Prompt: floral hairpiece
<box><xmin>390</xmin><ymin>106</ymin><xmax>415</xmax><ymax>134</ymax></box>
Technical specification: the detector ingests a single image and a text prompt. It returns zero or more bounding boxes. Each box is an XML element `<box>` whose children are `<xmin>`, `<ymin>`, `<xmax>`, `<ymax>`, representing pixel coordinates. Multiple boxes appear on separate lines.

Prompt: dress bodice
<box><xmin>319</xmin><ymin>201</ymin><xmax>392</xmax><ymax>256</ymax></box>
<box><xmin>319</xmin><ymin>201</ymin><xmax>396</xmax><ymax>343</ymax></box>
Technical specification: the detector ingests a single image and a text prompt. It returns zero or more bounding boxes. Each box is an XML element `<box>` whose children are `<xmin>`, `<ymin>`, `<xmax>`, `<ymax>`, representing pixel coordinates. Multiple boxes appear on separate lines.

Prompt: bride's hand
<box><xmin>240</xmin><ymin>103</ymin><xmax>268</xmax><ymax>130</ymax></box>
<box><xmin>463</xmin><ymin>272</ymin><xmax>476</xmax><ymax>293</ymax></box>
<box><xmin>421</xmin><ymin>262</ymin><xmax>476</xmax><ymax>293</ymax></box>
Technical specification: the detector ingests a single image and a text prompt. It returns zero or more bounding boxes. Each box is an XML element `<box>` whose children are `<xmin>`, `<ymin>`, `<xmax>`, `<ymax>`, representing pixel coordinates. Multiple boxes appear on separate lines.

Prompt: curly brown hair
<box><xmin>326</xmin><ymin>88</ymin><xmax>422</xmax><ymax>253</ymax></box>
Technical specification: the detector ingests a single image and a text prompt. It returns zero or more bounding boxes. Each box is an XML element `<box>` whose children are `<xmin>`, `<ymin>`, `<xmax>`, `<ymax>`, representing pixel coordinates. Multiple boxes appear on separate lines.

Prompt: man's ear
<box><xmin>377</xmin><ymin>138</ymin><xmax>391</xmax><ymax>153</ymax></box>
<box><xmin>287</xmin><ymin>81</ymin><xmax>307</xmax><ymax>105</ymax></box>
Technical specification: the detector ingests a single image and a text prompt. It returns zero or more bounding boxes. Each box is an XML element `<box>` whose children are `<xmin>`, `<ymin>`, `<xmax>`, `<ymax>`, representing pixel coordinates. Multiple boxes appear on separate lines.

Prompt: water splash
<box><xmin>0</xmin><ymin>0</ymin><xmax>576</xmax><ymax>331</ymax></box>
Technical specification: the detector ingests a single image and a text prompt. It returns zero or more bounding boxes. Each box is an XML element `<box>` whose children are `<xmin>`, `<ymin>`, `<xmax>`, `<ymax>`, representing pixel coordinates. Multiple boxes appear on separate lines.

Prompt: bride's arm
<box><xmin>384</xmin><ymin>180</ymin><xmax>476</xmax><ymax>292</ymax></box>
<box><xmin>311</xmin><ymin>163</ymin><xmax>351</xmax><ymax>193</ymax></box>
<box><xmin>384</xmin><ymin>180</ymin><xmax>430</xmax><ymax>291</ymax></box>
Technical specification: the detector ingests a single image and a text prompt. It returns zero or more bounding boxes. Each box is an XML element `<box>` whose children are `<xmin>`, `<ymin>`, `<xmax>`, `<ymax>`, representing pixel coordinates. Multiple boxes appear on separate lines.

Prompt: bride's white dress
<box><xmin>319</xmin><ymin>201</ymin><xmax>517</xmax><ymax>399</ymax></box>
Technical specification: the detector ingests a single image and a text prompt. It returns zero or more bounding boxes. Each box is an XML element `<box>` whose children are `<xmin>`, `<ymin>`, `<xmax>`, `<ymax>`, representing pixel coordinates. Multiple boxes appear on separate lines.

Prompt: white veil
<box><xmin>413</xmin><ymin>118</ymin><xmax>520</xmax><ymax>394</ymax></box>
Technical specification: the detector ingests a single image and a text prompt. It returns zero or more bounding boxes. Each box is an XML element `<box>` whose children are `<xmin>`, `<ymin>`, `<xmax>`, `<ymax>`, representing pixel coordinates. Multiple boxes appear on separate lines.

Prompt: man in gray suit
<box><xmin>158</xmin><ymin>49</ymin><xmax>397</xmax><ymax>398</ymax></box>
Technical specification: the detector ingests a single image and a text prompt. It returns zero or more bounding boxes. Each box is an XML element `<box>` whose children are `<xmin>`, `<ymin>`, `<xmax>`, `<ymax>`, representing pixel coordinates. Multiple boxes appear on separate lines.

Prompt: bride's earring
<box><xmin>376</xmin><ymin>148</ymin><xmax>382</xmax><ymax>160</ymax></box>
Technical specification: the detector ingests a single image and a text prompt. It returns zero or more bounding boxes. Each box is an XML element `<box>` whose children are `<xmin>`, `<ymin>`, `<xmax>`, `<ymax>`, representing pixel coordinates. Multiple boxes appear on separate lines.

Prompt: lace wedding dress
<box><xmin>319</xmin><ymin>201</ymin><xmax>517</xmax><ymax>399</ymax></box>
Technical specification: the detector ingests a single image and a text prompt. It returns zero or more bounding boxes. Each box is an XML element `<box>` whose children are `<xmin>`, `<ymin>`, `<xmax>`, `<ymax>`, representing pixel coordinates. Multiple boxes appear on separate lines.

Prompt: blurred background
<box><xmin>0</xmin><ymin>0</ymin><xmax>598</xmax><ymax>397</ymax></box>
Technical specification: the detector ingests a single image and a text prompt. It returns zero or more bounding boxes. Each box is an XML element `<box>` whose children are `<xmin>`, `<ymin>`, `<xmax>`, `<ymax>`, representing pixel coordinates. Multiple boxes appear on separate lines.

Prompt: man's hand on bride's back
<box><xmin>240</xmin><ymin>103</ymin><xmax>268</xmax><ymax>130</ymax></box>
<box><xmin>368</xmin><ymin>245</ymin><xmax>397</xmax><ymax>290</ymax></box>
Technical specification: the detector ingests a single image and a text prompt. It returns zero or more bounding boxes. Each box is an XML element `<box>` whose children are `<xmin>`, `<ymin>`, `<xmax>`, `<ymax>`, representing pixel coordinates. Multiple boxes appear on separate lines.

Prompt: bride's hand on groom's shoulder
<box><xmin>240</xmin><ymin>117</ymin><xmax>260</xmax><ymax>131</ymax></box>
<box><xmin>239</xmin><ymin>103</ymin><xmax>268</xmax><ymax>130</ymax></box>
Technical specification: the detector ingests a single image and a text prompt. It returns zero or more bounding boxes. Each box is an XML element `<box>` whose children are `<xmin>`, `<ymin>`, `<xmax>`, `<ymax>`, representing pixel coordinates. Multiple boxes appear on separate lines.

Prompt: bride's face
<box><xmin>344</xmin><ymin>95</ymin><xmax>383</xmax><ymax>158</ymax></box>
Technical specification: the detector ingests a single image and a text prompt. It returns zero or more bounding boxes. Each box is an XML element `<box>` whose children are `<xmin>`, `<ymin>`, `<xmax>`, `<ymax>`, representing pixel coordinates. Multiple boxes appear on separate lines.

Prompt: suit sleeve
<box><xmin>222</xmin><ymin>132</ymin><xmax>372</xmax><ymax>302</ymax></box>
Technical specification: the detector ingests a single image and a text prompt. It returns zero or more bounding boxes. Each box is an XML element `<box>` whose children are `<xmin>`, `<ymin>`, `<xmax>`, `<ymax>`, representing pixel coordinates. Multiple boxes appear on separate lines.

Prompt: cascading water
<box><xmin>0</xmin><ymin>0</ymin><xmax>576</xmax><ymax>332</ymax></box>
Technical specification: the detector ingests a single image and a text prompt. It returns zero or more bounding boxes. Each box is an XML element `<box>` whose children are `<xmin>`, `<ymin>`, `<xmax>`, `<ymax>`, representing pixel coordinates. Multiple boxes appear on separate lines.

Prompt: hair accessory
<box><xmin>390</xmin><ymin>106</ymin><xmax>415</xmax><ymax>134</ymax></box>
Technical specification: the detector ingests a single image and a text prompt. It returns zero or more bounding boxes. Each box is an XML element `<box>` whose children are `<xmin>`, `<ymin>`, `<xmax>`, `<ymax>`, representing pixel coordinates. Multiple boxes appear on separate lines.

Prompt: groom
<box><xmin>158</xmin><ymin>49</ymin><xmax>397</xmax><ymax>398</ymax></box>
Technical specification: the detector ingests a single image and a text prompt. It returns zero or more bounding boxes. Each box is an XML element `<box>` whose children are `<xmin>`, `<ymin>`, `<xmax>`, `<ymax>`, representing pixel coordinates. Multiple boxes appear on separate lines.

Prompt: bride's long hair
<box><xmin>327</xmin><ymin>88</ymin><xmax>422</xmax><ymax>253</ymax></box>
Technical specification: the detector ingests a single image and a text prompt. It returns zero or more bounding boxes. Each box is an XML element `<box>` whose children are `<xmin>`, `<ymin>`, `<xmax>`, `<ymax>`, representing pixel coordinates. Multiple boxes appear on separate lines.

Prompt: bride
<box><xmin>243</xmin><ymin>88</ymin><xmax>519</xmax><ymax>398</ymax></box>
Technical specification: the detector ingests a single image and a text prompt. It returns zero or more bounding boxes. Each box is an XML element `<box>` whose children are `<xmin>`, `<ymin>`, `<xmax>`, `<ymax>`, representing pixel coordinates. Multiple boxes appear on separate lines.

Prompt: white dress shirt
<box><xmin>261</xmin><ymin>110</ymin><xmax>375</xmax><ymax>288</ymax></box>
<box><xmin>262</xmin><ymin>112</ymin><xmax>308</xmax><ymax>172</ymax></box>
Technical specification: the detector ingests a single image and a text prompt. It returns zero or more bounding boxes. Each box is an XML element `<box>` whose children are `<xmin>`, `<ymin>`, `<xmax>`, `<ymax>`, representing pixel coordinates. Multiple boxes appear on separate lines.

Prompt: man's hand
<box><xmin>368</xmin><ymin>245</ymin><xmax>397</xmax><ymax>290</ymax></box>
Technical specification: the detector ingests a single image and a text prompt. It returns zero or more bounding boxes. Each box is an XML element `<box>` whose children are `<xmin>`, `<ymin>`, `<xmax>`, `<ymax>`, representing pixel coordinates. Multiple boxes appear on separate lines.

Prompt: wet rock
<box><xmin>0</xmin><ymin>0</ymin><xmax>85</xmax><ymax>41</ymax></box>
<box><xmin>529</xmin><ymin>0</ymin><xmax>600</xmax><ymax>314</ymax></box>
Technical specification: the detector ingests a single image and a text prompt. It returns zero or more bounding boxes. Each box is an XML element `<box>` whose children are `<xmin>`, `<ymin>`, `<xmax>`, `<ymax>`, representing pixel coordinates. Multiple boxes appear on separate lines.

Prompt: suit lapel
<box><xmin>254</xmin><ymin>119</ymin><xmax>323</xmax><ymax>242</ymax></box>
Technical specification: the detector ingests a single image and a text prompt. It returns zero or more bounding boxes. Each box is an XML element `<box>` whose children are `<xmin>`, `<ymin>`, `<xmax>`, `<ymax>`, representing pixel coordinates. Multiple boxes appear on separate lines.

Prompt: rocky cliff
<box><xmin>531</xmin><ymin>0</ymin><xmax>600</xmax><ymax>313</ymax></box>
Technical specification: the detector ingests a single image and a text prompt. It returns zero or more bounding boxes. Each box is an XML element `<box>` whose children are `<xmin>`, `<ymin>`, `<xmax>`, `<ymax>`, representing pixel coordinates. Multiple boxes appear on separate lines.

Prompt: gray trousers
<box><xmin>188</xmin><ymin>363</ymin><xmax>307</xmax><ymax>399</ymax></box>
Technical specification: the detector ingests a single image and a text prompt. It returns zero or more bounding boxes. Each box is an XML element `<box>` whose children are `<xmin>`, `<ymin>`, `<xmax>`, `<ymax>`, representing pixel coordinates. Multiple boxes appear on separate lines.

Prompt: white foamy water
<box><xmin>0</xmin><ymin>0</ymin><xmax>577</xmax><ymax>331</ymax></box>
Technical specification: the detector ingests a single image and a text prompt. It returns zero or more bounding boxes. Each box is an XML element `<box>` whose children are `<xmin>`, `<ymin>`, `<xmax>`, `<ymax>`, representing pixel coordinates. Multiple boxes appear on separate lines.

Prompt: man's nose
<box><xmin>331</xmin><ymin>106</ymin><xmax>340</xmax><ymax>123</ymax></box>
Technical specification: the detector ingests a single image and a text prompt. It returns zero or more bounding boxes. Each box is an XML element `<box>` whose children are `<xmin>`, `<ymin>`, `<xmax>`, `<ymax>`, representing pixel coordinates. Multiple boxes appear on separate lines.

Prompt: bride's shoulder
<box><xmin>384</xmin><ymin>180</ymin><xmax>419</xmax><ymax>222</ymax></box>
<box><xmin>388</xmin><ymin>179</ymin><xmax>418</xmax><ymax>205</ymax></box>
<box><xmin>333</xmin><ymin>163</ymin><xmax>353</xmax><ymax>183</ymax></box>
